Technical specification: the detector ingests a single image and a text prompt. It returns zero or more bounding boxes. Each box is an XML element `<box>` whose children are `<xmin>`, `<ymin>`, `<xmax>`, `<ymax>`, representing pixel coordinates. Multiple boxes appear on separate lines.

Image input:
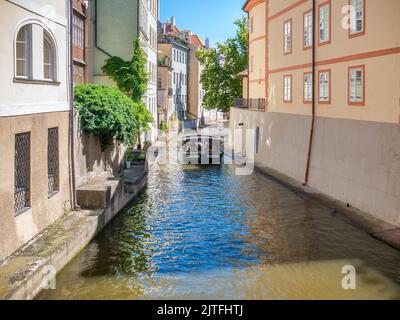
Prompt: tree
<box><xmin>74</xmin><ymin>84</ymin><xmax>142</xmax><ymax>151</ymax></box>
<box><xmin>102</xmin><ymin>38</ymin><xmax>153</xmax><ymax>146</ymax></box>
<box><xmin>197</xmin><ymin>17</ymin><xmax>248</xmax><ymax>113</ymax></box>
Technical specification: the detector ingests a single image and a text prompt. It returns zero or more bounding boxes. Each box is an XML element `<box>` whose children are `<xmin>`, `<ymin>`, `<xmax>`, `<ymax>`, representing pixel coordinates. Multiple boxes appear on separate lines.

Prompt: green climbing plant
<box><xmin>102</xmin><ymin>38</ymin><xmax>153</xmax><ymax>145</ymax></box>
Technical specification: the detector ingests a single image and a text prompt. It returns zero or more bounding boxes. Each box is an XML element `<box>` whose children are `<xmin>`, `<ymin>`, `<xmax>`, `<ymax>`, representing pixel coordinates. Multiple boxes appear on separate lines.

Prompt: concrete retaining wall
<box><xmin>229</xmin><ymin>107</ymin><xmax>400</xmax><ymax>227</ymax></box>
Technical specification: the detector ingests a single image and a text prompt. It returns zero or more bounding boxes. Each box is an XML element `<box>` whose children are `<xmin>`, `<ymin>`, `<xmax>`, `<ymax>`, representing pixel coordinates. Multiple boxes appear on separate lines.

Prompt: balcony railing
<box><xmin>233</xmin><ymin>98</ymin><xmax>266</xmax><ymax>111</ymax></box>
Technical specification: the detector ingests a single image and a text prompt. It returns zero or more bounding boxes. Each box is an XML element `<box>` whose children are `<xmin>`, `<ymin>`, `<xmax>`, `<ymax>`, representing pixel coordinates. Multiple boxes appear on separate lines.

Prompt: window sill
<box><xmin>73</xmin><ymin>58</ymin><xmax>87</xmax><ymax>66</ymax></box>
<box><xmin>14</xmin><ymin>78</ymin><xmax>61</xmax><ymax>86</ymax></box>
<box><xmin>48</xmin><ymin>190</ymin><xmax>60</xmax><ymax>199</ymax></box>
<box><xmin>15</xmin><ymin>206</ymin><xmax>32</xmax><ymax>217</ymax></box>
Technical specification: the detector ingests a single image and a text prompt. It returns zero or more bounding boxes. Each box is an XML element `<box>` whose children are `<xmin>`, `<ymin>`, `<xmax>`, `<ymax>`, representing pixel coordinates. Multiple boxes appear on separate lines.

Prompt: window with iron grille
<box><xmin>14</xmin><ymin>132</ymin><xmax>31</xmax><ymax>215</ymax></box>
<box><xmin>48</xmin><ymin>127</ymin><xmax>59</xmax><ymax>196</ymax></box>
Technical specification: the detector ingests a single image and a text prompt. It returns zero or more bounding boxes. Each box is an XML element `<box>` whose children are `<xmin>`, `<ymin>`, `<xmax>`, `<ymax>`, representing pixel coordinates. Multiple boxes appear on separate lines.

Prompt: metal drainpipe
<box><xmin>304</xmin><ymin>0</ymin><xmax>316</xmax><ymax>185</ymax></box>
<box><xmin>68</xmin><ymin>0</ymin><xmax>77</xmax><ymax>208</ymax></box>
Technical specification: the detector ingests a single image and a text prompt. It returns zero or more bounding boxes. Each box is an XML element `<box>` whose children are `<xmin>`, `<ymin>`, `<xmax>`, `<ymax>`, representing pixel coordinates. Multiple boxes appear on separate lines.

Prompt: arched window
<box><xmin>16</xmin><ymin>25</ymin><xmax>32</xmax><ymax>78</ymax></box>
<box><xmin>43</xmin><ymin>31</ymin><xmax>55</xmax><ymax>81</ymax></box>
<box><xmin>15</xmin><ymin>22</ymin><xmax>57</xmax><ymax>82</ymax></box>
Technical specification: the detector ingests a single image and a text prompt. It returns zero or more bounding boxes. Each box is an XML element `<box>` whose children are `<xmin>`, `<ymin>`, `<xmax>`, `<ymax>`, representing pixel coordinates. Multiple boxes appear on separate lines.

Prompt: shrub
<box><xmin>159</xmin><ymin>121</ymin><xmax>168</xmax><ymax>132</ymax></box>
<box><xmin>74</xmin><ymin>84</ymin><xmax>141</xmax><ymax>150</ymax></box>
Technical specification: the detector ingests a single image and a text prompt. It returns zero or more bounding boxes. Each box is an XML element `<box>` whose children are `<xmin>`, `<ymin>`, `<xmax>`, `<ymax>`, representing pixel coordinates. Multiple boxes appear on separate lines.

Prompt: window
<box><xmin>319</xmin><ymin>1</ymin><xmax>330</xmax><ymax>45</ymax></box>
<box><xmin>250</xmin><ymin>17</ymin><xmax>254</xmax><ymax>34</ymax></box>
<box><xmin>16</xmin><ymin>25</ymin><xmax>32</xmax><ymax>78</ymax></box>
<box><xmin>48</xmin><ymin>128</ymin><xmax>59</xmax><ymax>196</ymax></box>
<box><xmin>349</xmin><ymin>0</ymin><xmax>365</xmax><ymax>37</ymax></box>
<box><xmin>283</xmin><ymin>75</ymin><xmax>292</xmax><ymax>102</ymax></box>
<box><xmin>15</xmin><ymin>23</ymin><xmax>58</xmax><ymax>83</ymax></box>
<box><xmin>304</xmin><ymin>10</ymin><xmax>313</xmax><ymax>49</ymax></box>
<box><xmin>14</xmin><ymin>132</ymin><xmax>31</xmax><ymax>215</ymax></box>
<box><xmin>318</xmin><ymin>70</ymin><xmax>331</xmax><ymax>103</ymax></box>
<box><xmin>349</xmin><ymin>66</ymin><xmax>365</xmax><ymax>105</ymax></box>
<box><xmin>73</xmin><ymin>12</ymin><xmax>85</xmax><ymax>61</ymax></box>
<box><xmin>304</xmin><ymin>72</ymin><xmax>313</xmax><ymax>103</ymax></box>
<box><xmin>284</xmin><ymin>19</ymin><xmax>292</xmax><ymax>54</ymax></box>
<box><xmin>43</xmin><ymin>32</ymin><xmax>55</xmax><ymax>81</ymax></box>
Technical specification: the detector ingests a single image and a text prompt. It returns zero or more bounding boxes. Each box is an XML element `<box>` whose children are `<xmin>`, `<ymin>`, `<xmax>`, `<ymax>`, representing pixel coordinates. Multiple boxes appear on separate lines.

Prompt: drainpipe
<box><xmin>68</xmin><ymin>0</ymin><xmax>77</xmax><ymax>208</ymax></box>
<box><xmin>304</xmin><ymin>0</ymin><xmax>316</xmax><ymax>185</ymax></box>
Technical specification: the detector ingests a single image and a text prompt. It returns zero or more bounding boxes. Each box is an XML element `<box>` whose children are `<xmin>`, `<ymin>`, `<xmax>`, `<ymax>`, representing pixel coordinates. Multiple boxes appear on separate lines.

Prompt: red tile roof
<box><xmin>190</xmin><ymin>35</ymin><xmax>205</xmax><ymax>46</ymax></box>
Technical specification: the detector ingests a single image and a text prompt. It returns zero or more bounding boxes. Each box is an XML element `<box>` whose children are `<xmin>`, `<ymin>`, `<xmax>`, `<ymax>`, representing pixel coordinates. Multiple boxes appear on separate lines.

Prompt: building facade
<box><xmin>158</xmin><ymin>37</ymin><xmax>189</xmax><ymax>121</ymax></box>
<box><xmin>157</xmin><ymin>56</ymin><xmax>174</xmax><ymax>126</ymax></box>
<box><xmin>0</xmin><ymin>0</ymin><xmax>73</xmax><ymax>261</ymax></box>
<box><xmin>72</xmin><ymin>0</ymin><xmax>93</xmax><ymax>84</ymax></box>
<box><xmin>159</xmin><ymin>19</ymin><xmax>189</xmax><ymax>121</ymax></box>
<box><xmin>231</xmin><ymin>0</ymin><xmax>400</xmax><ymax>227</ymax></box>
<box><xmin>91</xmin><ymin>0</ymin><xmax>159</xmax><ymax>143</ymax></box>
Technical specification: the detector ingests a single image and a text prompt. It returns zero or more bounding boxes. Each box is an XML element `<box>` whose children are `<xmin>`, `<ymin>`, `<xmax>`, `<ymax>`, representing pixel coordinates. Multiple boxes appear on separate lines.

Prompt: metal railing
<box><xmin>48</xmin><ymin>128</ymin><xmax>59</xmax><ymax>196</ymax></box>
<box><xmin>233</xmin><ymin>98</ymin><xmax>266</xmax><ymax>111</ymax></box>
<box><xmin>14</xmin><ymin>132</ymin><xmax>31</xmax><ymax>214</ymax></box>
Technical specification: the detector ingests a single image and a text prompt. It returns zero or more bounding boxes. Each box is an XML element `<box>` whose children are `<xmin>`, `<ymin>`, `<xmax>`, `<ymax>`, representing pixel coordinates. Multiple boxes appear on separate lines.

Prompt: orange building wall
<box><xmin>245</xmin><ymin>0</ymin><xmax>400</xmax><ymax>124</ymax></box>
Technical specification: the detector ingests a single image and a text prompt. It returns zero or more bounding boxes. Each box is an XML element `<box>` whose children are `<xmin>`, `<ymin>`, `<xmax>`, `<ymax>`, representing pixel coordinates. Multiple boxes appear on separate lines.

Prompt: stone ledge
<box><xmin>0</xmin><ymin>168</ymin><xmax>148</xmax><ymax>300</ymax></box>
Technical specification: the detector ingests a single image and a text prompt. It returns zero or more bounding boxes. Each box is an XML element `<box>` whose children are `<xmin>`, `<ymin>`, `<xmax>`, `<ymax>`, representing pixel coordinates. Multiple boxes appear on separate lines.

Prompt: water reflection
<box><xmin>38</xmin><ymin>164</ymin><xmax>400</xmax><ymax>300</ymax></box>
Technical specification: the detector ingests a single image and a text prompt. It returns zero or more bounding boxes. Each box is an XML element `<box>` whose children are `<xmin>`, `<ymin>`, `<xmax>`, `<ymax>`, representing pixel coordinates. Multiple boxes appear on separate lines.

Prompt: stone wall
<box><xmin>229</xmin><ymin>107</ymin><xmax>400</xmax><ymax>227</ymax></box>
<box><xmin>0</xmin><ymin>111</ymin><xmax>72</xmax><ymax>261</ymax></box>
<box><xmin>73</xmin><ymin>110</ymin><xmax>126</xmax><ymax>187</ymax></box>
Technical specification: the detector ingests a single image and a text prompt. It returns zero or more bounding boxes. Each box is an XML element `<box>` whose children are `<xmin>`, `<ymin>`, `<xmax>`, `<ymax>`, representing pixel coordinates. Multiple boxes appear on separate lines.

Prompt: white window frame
<box><xmin>319</xmin><ymin>2</ymin><xmax>330</xmax><ymax>44</ymax></box>
<box><xmin>15</xmin><ymin>24</ymin><xmax>32</xmax><ymax>79</ymax></box>
<box><xmin>304</xmin><ymin>11</ymin><xmax>313</xmax><ymax>49</ymax></box>
<box><xmin>349</xmin><ymin>0</ymin><xmax>365</xmax><ymax>36</ymax></box>
<box><xmin>319</xmin><ymin>71</ymin><xmax>330</xmax><ymax>103</ymax></box>
<box><xmin>43</xmin><ymin>32</ymin><xmax>56</xmax><ymax>81</ymax></box>
<box><xmin>349</xmin><ymin>66</ymin><xmax>364</xmax><ymax>104</ymax></box>
<box><xmin>304</xmin><ymin>73</ymin><xmax>313</xmax><ymax>102</ymax></box>
<box><xmin>283</xmin><ymin>75</ymin><xmax>292</xmax><ymax>102</ymax></box>
<box><xmin>284</xmin><ymin>19</ymin><xmax>292</xmax><ymax>54</ymax></box>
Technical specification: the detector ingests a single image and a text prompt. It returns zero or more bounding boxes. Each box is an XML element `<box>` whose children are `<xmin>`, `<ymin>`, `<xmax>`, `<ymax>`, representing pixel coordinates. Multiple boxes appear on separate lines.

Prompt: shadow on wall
<box><xmin>74</xmin><ymin>110</ymin><xmax>125</xmax><ymax>187</ymax></box>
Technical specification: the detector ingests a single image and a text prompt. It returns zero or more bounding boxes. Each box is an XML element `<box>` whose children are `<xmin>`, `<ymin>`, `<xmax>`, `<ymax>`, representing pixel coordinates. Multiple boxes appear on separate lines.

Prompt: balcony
<box><xmin>232</xmin><ymin>98</ymin><xmax>266</xmax><ymax>111</ymax></box>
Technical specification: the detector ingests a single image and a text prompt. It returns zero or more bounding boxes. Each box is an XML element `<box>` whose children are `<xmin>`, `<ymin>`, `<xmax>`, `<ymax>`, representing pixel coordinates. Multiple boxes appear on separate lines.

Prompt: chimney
<box><xmin>171</xmin><ymin>17</ymin><xmax>175</xmax><ymax>29</ymax></box>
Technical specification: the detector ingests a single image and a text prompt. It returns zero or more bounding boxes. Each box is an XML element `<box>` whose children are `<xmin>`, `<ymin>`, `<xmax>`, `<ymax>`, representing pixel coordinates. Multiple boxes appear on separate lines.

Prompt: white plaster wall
<box><xmin>0</xmin><ymin>0</ymin><xmax>70</xmax><ymax>117</ymax></box>
<box><xmin>172</xmin><ymin>45</ymin><xmax>189</xmax><ymax>117</ymax></box>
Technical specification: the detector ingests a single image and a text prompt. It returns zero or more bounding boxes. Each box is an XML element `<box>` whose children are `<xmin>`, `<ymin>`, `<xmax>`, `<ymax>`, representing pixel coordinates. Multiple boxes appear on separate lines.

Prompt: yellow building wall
<box><xmin>246</xmin><ymin>0</ymin><xmax>400</xmax><ymax>124</ymax></box>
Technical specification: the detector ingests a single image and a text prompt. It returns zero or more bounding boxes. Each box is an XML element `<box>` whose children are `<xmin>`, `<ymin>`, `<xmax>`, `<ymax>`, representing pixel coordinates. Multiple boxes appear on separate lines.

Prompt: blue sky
<box><xmin>160</xmin><ymin>0</ymin><xmax>246</xmax><ymax>47</ymax></box>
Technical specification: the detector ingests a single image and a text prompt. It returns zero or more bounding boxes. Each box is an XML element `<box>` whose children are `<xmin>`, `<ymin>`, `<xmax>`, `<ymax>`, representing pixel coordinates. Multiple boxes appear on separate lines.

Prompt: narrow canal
<box><xmin>39</xmin><ymin>163</ymin><xmax>400</xmax><ymax>300</ymax></box>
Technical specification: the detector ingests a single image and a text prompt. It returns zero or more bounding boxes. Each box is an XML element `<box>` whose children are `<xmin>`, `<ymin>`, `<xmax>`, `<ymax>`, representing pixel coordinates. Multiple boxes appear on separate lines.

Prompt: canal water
<box><xmin>38</xmin><ymin>163</ymin><xmax>400</xmax><ymax>300</ymax></box>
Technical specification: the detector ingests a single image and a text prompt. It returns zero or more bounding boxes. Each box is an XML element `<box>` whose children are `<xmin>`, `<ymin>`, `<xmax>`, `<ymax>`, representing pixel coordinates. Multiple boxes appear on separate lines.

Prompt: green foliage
<box><xmin>159</xmin><ymin>121</ymin><xmax>168</xmax><ymax>132</ymax></box>
<box><xmin>102</xmin><ymin>38</ymin><xmax>148</xmax><ymax>103</ymax></box>
<box><xmin>197</xmin><ymin>17</ymin><xmax>248</xmax><ymax>113</ymax></box>
<box><xmin>74</xmin><ymin>84</ymin><xmax>150</xmax><ymax>150</ymax></box>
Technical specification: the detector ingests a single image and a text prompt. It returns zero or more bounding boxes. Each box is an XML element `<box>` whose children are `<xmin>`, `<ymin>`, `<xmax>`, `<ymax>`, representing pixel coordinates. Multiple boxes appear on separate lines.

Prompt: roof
<box><xmin>242</xmin><ymin>0</ymin><xmax>261</xmax><ymax>12</ymax></box>
<box><xmin>190</xmin><ymin>35</ymin><xmax>205</xmax><ymax>46</ymax></box>
<box><xmin>163</xmin><ymin>23</ymin><xmax>180</xmax><ymax>34</ymax></box>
